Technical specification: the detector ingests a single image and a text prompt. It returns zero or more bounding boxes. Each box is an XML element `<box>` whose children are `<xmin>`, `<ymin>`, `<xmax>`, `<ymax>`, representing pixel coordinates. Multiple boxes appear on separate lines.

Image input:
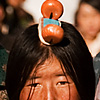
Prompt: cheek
<box><xmin>77</xmin><ymin>18</ymin><xmax>87</xmax><ymax>29</ymax></box>
<box><xmin>58</xmin><ymin>88</ymin><xmax>69</xmax><ymax>100</ymax></box>
<box><xmin>20</xmin><ymin>87</ymin><xmax>43</xmax><ymax>100</ymax></box>
<box><xmin>58</xmin><ymin>84</ymin><xmax>80</xmax><ymax>100</ymax></box>
<box><xmin>20</xmin><ymin>87</ymin><xmax>31</xmax><ymax>100</ymax></box>
<box><xmin>70</xmin><ymin>84</ymin><xmax>80</xmax><ymax>100</ymax></box>
<box><xmin>94</xmin><ymin>21</ymin><xmax>100</xmax><ymax>29</ymax></box>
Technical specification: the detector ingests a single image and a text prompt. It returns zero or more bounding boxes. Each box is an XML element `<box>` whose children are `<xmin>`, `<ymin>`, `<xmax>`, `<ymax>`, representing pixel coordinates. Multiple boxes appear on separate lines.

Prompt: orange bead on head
<box><xmin>38</xmin><ymin>0</ymin><xmax>64</xmax><ymax>45</ymax></box>
<box><xmin>42</xmin><ymin>24</ymin><xmax>64</xmax><ymax>44</ymax></box>
<box><xmin>41</xmin><ymin>0</ymin><xmax>63</xmax><ymax>20</ymax></box>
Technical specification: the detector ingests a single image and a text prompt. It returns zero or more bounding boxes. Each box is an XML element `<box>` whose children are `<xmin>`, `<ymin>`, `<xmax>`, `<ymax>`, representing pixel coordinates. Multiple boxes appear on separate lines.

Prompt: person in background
<box><xmin>0</xmin><ymin>45</ymin><xmax>9</xmax><ymax>100</ymax></box>
<box><xmin>75</xmin><ymin>0</ymin><xmax>100</xmax><ymax>57</ymax></box>
<box><xmin>5</xmin><ymin>22</ymin><xmax>95</xmax><ymax>100</ymax></box>
<box><xmin>93</xmin><ymin>52</ymin><xmax>100</xmax><ymax>100</ymax></box>
<box><xmin>0</xmin><ymin>0</ymin><xmax>34</xmax><ymax>52</ymax></box>
<box><xmin>75</xmin><ymin>0</ymin><xmax>100</xmax><ymax>99</ymax></box>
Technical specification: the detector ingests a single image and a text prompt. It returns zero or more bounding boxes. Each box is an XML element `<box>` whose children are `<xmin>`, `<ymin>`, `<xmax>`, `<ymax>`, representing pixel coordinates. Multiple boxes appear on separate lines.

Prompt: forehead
<box><xmin>30</xmin><ymin>56</ymin><xmax>66</xmax><ymax>77</ymax></box>
<box><xmin>79</xmin><ymin>3</ymin><xmax>99</xmax><ymax>14</ymax></box>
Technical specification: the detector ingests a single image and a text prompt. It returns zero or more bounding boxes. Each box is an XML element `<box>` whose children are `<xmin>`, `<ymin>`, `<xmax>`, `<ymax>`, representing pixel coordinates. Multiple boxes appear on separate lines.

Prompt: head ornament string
<box><xmin>38</xmin><ymin>0</ymin><xmax>64</xmax><ymax>45</ymax></box>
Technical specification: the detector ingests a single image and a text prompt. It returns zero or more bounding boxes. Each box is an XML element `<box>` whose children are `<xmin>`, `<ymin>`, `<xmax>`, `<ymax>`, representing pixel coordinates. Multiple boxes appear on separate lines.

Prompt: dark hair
<box><xmin>0</xmin><ymin>0</ymin><xmax>8</xmax><ymax>9</ymax></box>
<box><xmin>5</xmin><ymin>22</ymin><xmax>95</xmax><ymax>100</ymax></box>
<box><xmin>75</xmin><ymin>0</ymin><xmax>100</xmax><ymax>26</ymax></box>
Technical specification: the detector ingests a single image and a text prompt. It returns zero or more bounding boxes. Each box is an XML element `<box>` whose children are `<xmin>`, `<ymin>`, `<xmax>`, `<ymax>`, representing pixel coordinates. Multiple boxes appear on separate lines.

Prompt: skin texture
<box><xmin>20</xmin><ymin>56</ymin><xmax>80</xmax><ymax>100</ymax></box>
<box><xmin>77</xmin><ymin>3</ymin><xmax>100</xmax><ymax>40</ymax></box>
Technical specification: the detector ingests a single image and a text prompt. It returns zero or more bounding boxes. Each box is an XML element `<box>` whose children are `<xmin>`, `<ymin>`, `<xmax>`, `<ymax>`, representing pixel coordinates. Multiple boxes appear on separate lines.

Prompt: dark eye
<box><xmin>57</xmin><ymin>81</ymin><xmax>70</xmax><ymax>85</ymax></box>
<box><xmin>27</xmin><ymin>83</ymin><xmax>40</xmax><ymax>87</ymax></box>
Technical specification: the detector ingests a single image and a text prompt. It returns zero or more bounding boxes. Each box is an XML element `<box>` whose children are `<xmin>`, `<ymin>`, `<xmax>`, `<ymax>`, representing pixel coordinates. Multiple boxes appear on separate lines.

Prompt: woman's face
<box><xmin>20</xmin><ymin>56</ymin><xmax>80</xmax><ymax>100</ymax></box>
<box><xmin>77</xmin><ymin>3</ymin><xmax>100</xmax><ymax>39</ymax></box>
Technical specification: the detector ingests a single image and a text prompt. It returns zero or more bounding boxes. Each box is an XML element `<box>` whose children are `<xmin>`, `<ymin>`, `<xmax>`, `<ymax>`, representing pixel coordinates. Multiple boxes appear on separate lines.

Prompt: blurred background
<box><xmin>0</xmin><ymin>0</ymin><xmax>100</xmax><ymax>99</ymax></box>
<box><xmin>0</xmin><ymin>0</ymin><xmax>80</xmax><ymax>52</ymax></box>
<box><xmin>22</xmin><ymin>0</ymin><xmax>80</xmax><ymax>24</ymax></box>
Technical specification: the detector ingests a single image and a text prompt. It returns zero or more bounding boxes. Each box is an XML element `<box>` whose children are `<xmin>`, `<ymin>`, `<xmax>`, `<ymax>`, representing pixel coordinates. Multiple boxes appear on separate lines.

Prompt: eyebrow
<box><xmin>28</xmin><ymin>76</ymin><xmax>41</xmax><ymax>80</ymax></box>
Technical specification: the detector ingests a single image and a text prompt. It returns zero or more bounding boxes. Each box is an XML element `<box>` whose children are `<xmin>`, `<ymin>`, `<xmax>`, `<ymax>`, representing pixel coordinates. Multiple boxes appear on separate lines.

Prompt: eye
<box><xmin>57</xmin><ymin>81</ymin><xmax>70</xmax><ymax>86</ymax></box>
<box><xmin>27</xmin><ymin>83</ymin><xmax>40</xmax><ymax>87</ymax></box>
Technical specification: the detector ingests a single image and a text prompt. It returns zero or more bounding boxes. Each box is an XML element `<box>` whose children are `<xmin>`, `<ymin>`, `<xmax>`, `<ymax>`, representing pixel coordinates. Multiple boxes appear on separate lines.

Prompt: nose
<box><xmin>43</xmin><ymin>83</ymin><xmax>57</xmax><ymax>100</ymax></box>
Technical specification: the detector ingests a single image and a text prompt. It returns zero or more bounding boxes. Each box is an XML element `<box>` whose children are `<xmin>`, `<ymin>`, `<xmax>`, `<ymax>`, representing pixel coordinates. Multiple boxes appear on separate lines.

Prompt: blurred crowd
<box><xmin>0</xmin><ymin>0</ymin><xmax>34</xmax><ymax>99</ymax></box>
<box><xmin>0</xmin><ymin>0</ymin><xmax>34</xmax><ymax>52</ymax></box>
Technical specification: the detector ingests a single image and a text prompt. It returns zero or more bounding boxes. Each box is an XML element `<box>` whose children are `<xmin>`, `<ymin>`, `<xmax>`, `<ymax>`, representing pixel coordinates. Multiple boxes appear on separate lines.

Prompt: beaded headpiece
<box><xmin>38</xmin><ymin>0</ymin><xmax>64</xmax><ymax>45</ymax></box>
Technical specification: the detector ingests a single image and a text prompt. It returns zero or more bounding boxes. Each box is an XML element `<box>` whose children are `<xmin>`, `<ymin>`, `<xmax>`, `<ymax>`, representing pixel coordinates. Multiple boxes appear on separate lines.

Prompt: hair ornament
<box><xmin>38</xmin><ymin>0</ymin><xmax>64</xmax><ymax>45</ymax></box>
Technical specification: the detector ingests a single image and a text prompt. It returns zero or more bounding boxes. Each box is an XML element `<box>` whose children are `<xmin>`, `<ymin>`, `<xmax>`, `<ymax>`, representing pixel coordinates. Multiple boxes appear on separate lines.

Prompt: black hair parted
<box><xmin>6</xmin><ymin>22</ymin><xmax>95</xmax><ymax>100</ymax></box>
